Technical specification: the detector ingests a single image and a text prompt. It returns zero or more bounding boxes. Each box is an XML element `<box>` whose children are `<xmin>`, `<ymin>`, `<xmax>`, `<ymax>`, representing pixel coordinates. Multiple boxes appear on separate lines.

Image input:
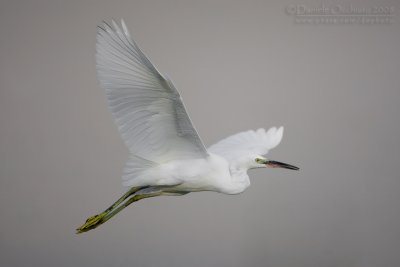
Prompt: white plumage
<box><xmin>76</xmin><ymin>19</ymin><xmax>298</xmax><ymax>233</ymax></box>
<box><xmin>209</xmin><ymin>127</ymin><xmax>284</xmax><ymax>162</ymax></box>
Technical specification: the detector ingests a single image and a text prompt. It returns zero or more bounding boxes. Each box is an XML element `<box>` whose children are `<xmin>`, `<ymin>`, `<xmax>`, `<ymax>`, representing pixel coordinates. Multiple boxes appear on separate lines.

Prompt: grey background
<box><xmin>1</xmin><ymin>0</ymin><xmax>399</xmax><ymax>266</ymax></box>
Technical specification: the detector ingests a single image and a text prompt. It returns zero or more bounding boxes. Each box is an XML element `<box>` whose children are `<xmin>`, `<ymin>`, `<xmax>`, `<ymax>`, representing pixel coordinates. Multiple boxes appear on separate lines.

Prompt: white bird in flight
<box><xmin>76</xmin><ymin>20</ymin><xmax>299</xmax><ymax>233</ymax></box>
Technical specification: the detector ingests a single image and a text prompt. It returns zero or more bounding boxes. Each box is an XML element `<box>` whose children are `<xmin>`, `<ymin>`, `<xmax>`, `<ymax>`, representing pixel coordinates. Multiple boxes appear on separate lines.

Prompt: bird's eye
<box><xmin>255</xmin><ymin>158</ymin><xmax>262</xmax><ymax>163</ymax></box>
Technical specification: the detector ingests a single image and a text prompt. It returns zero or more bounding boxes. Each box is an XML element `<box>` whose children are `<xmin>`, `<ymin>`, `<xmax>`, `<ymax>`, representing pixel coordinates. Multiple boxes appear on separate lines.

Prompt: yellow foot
<box><xmin>76</xmin><ymin>211</ymin><xmax>107</xmax><ymax>234</ymax></box>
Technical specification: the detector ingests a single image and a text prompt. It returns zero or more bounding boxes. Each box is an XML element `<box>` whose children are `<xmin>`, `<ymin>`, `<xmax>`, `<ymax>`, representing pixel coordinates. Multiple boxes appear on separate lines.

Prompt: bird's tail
<box><xmin>76</xmin><ymin>186</ymin><xmax>148</xmax><ymax>234</ymax></box>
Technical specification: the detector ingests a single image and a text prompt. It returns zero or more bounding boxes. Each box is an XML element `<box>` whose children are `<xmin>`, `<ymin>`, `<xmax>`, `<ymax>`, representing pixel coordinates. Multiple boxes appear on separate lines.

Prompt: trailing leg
<box><xmin>76</xmin><ymin>186</ymin><xmax>147</xmax><ymax>234</ymax></box>
<box><xmin>101</xmin><ymin>188</ymin><xmax>162</xmax><ymax>223</ymax></box>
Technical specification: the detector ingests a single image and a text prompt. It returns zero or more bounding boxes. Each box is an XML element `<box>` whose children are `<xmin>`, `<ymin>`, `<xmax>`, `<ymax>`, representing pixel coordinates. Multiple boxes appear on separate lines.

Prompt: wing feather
<box><xmin>208</xmin><ymin>127</ymin><xmax>284</xmax><ymax>162</ymax></box>
<box><xmin>96</xmin><ymin>20</ymin><xmax>208</xmax><ymax>185</ymax></box>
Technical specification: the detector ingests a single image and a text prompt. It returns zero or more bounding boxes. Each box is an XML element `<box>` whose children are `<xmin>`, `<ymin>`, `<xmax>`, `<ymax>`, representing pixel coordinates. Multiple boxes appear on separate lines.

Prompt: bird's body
<box><xmin>129</xmin><ymin>153</ymin><xmax>247</xmax><ymax>195</ymax></box>
<box><xmin>76</xmin><ymin>19</ymin><xmax>298</xmax><ymax>233</ymax></box>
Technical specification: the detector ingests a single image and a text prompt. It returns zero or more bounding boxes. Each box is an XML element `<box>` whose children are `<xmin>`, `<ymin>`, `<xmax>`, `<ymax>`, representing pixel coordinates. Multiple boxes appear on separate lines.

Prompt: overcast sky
<box><xmin>1</xmin><ymin>0</ymin><xmax>399</xmax><ymax>266</ymax></box>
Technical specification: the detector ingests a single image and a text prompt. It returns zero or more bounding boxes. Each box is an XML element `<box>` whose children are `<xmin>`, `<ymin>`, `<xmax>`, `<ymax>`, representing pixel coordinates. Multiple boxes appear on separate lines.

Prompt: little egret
<box><xmin>76</xmin><ymin>20</ymin><xmax>299</xmax><ymax>234</ymax></box>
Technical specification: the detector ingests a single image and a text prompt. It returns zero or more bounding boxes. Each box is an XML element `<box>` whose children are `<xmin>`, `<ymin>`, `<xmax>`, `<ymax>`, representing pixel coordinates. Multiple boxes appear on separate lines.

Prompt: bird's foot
<box><xmin>76</xmin><ymin>211</ymin><xmax>107</xmax><ymax>234</ymax></box>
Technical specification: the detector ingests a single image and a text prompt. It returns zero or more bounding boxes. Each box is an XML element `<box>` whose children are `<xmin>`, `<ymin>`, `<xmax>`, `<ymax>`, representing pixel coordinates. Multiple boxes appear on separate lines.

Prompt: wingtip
<box><xmin>264</xmin><ymin>126</ymin><xmax>284</xmax><ymax>149</ymax></box>
<box><xmin>97</xmin><ymin>20</ymin><xmax>107</xmax><ymax>32</ymax></box>
<box><xmin>111</xmin><ymin>18</ymin><xmax>118</xmax><ymax>30</ymax></box>
<box><xmin>278</xmin><ymin>125</ymin><xmax>284</xmax><ymax>139</ymax></box>
<box><xmin>98</xmin><ymin>19</ymin><xmax>127</xmax><ymax>37</ymax></box>
<box><xmin>278</xmin><ymin>126</ymin><xmax>284</xmax><ymax>136</ymax></box>
<box><xmin>121</xmin><ymin>18</ymin><xmax>130</xmax><ymax>37</ymax></box>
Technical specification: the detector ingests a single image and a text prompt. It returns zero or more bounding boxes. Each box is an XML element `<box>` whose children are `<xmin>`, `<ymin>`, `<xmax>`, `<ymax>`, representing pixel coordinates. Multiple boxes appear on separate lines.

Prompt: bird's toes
<box><xmin>76</xmin><ymin>212</ymin><xmax>107</xmax><ymax>234</ymax></box>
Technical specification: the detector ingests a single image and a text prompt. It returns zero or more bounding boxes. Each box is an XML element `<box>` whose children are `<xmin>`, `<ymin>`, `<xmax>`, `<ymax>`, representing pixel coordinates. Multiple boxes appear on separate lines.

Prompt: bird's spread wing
<box><xmin>96</xmin><ymin>20</ymin><xmax>208</xmax><ymax>178</ymax></box>
<box><xmin>208</xmin><ymin>127</ymin><xmax>283</xmax><ymax>162</ymax></box>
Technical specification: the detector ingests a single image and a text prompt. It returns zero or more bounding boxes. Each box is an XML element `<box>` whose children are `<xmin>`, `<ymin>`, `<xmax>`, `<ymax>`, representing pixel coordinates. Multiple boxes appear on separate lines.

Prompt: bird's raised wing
<box><xmin>96</xmin><ymin>20</ymin><xmax>208</xmax><ymax>166</ymax></box>
<box><xmin>208</xmin><ymin>127</ymin><xmax>283</xmax><ymax>162</ymax></box>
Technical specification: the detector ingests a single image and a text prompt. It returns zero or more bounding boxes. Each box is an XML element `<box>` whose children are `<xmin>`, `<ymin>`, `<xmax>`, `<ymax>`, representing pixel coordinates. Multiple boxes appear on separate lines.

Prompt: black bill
<box><xmin>266</xmin><ymin>160</ymin><xmax>299</xmax><ymax>171</ymax></box>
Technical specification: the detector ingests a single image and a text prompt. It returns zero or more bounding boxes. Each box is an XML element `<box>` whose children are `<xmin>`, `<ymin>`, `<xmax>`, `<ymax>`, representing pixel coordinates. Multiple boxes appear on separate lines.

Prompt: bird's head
<box><xmin>253</xmin><ymin>156</ymin><xmax>299</xmax><ymax>170</ymax></box>
<box><xmin>231</xmin><ymin>155</ymin><xmax>299</xmax><ymax>171</ymax></box>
